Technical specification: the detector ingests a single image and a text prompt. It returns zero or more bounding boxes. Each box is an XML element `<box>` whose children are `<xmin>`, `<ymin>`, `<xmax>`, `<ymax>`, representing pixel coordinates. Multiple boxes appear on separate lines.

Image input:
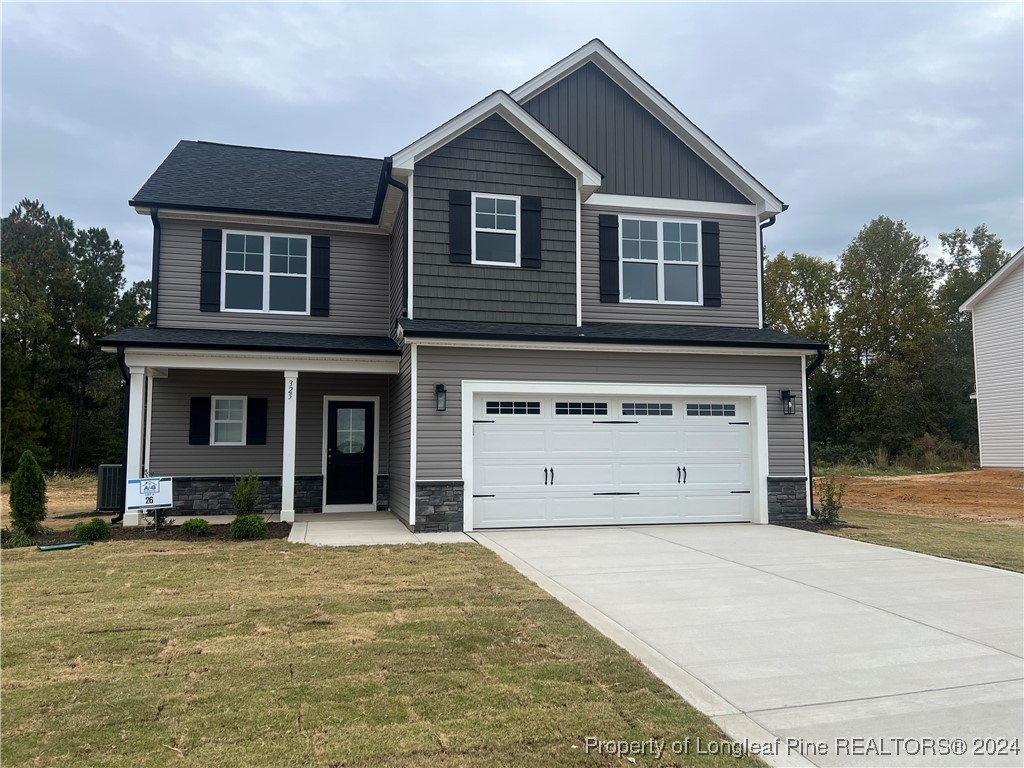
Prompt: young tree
<box><xmin>8</xmin><ymin>450</ymin><xmax>47</xmax><ymax>535</ymax></box>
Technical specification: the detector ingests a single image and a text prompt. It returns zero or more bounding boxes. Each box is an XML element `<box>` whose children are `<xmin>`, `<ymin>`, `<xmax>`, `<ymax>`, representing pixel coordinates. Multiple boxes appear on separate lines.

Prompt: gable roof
<box><xmin>390</xmin><ymin>91</ymin><xmax>603</xmax><ymax>196</ymax></box>
<box><xmin>130</xmin><ymin>141</ymin><xmax>388</xmax><ymax>223</ymax></box>
<box><xmin>960</xmin><ymin>247</ymin><xmax>1024</xmax><ymax>312</ymax></box>
<box><xmin>511</xmin><ymin>40</ymin><xmax>785</xmax><ymax>217</ymax></box>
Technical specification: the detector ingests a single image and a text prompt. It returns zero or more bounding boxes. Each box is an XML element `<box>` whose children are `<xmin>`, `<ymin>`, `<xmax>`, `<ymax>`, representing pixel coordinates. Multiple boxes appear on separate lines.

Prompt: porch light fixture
<box><xmin>435</xmin><ymin>383</ymin><xmax>447</xmax><ymax>412</ymax></box>
<box><xmin>780</xmin><ymin>389</ymin><xmax>796</xmax><ymax>415</ymax></box>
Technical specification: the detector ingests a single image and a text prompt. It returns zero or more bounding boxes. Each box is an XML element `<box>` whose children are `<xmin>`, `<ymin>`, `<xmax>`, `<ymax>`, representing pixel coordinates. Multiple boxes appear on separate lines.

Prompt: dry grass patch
<box><xmin>2</xmin><ymin>540</ymin><xmax>760</xmax><ymax>767</ymax></box>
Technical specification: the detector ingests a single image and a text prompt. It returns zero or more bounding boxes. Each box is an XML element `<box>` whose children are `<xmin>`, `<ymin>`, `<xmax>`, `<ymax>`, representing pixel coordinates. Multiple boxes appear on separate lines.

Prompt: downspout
<box><xmin>114</xmin><ymin>347</ymin><xmax>130</xmax><ymax>523</ymax></box>
<box><xmin>383</xmin><ymin>158</ymin><xmax>409</xmax><ymax>324</ymax></box>
<box><xmin>805</xmin><ymin>347</ymin><xmax>825</xmax><ymax>516</ymax></box>
<box><xmin>758</xmin><ymin>205</ymin><xmax>786</xmax><ymax>327</ymax></box>
<box><xmin>149</xmin><ymin>209</ymin><xmax>161</xmax><ymax>326</ymax></box>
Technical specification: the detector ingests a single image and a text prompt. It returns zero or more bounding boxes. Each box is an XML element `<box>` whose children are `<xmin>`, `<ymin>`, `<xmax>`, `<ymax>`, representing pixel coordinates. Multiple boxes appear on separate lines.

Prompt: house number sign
<box><xmin>286</xmin><ymin>378</ymin><xmax>295</xmax><ymax>400</ymax></box>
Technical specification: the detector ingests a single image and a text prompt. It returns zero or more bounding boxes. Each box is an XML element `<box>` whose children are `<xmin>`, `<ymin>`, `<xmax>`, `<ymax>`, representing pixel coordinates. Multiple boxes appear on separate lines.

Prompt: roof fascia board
<box><xmin>408</xmin><ymin>337</ymin><xmax>820</xmax><ymax>356</ymax></box>
<box><xmin>134</xmin><ymin>206</ymin><xmax>392</xmax><ymax>236</ymax></box>
<box><xmin>391</xmin><ymin>91</ymin><xmax>602</xmax><ymax>194</ymax></box>
<box><xmin>959</xmin><ymin>248</ymin><xmax>1023</xmax><ymax>312</ymax></box>
<box><xmin>510</xmin><ymin>41</ymin><xmax>784</xmax><ymax>216</ymax></box>
<box><xmin>113</xmin><ymin>347</ymin><xmax>401</xmax><ymax>374</ymax></box>
<box><xmin>586</xmin><ymin>193</ymin><xmax>758</xmax><ymax>218</ymax></box>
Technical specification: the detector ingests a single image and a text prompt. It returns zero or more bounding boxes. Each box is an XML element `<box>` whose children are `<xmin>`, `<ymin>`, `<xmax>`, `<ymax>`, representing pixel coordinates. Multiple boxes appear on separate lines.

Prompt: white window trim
<box><xmin>210</xmin><ymin>395</ymin><xmax>247</xmax><ymax>446</ymax></box>
<box><xmin>221</xmin><ymin>229</ymin><xmax>312</xmax><ymax>315</ymax></box>
<box><xmin>618</xmin><ymin>215</ymin><xmax>703</xmax><ymax>305</ymax></box>
<box><xmin>471</xmin><ymin>192</ymin><xmax>521</xmax><ymax>267</ymax></box>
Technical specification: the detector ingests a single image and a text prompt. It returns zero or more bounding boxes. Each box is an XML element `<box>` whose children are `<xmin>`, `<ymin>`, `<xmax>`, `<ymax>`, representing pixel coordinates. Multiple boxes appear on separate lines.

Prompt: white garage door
<box><xmin>472</xmin><ymin>394</ymin><xmax>755</xmax><ymax>528</ymax></box>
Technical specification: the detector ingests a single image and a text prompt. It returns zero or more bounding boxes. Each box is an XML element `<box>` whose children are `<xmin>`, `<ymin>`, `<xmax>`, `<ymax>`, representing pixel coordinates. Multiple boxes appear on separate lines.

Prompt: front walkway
<box><xmin>289</xmin><ymin>511</ymin><xmax>472</xmax><ymax>546</ymax></box>
<box><xmin>474</xmin><ymin>524</ymin><xmax>1024</xmax><ymax>767</ymax></box>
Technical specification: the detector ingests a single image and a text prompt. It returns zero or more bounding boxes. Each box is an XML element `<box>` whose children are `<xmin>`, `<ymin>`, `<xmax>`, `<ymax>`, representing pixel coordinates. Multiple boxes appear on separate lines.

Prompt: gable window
<box><xmin>223</xmin><ymin>231</ymin><xmax>310</xmax><ymax>313</ymax></box>
<box><xmin>211</xmin><ymin>396</ymin><xmax>247</xmax><ymax>445</ymax></box>
<box><xmin>620</xmin><ymin>217</ymin><xmax>701</xmax><ymax>304</ymax></box>
<box><xmin>472</xmin><ymin>193</ymin><xmax>520</xmax><ymax>266</ymax></box>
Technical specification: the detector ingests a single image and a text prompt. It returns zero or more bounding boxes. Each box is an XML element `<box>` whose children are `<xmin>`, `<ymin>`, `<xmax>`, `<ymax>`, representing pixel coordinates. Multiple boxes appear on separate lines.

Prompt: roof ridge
<box><xmin>188</xmin><ymin>140</ymin><xmax>383</xmax><ymax>163</ymax></box>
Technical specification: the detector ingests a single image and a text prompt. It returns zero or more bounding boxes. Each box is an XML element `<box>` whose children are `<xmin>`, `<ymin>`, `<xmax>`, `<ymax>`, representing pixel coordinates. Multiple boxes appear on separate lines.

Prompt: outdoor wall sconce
<box><xmin>780</xmin><ymin>389</ymin><xmax>796</xmax><ymax>415</ymax></box>
<box><xmin>435</xmin><ymin>383</ymin><xmax>447</xmax><ymax>412</ymax></box>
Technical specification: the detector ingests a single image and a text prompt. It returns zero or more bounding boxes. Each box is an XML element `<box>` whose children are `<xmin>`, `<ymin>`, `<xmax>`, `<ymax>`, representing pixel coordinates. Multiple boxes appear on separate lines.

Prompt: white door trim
<box><xmin>322</xmin><ymin>395</ymin><xmax>380</xmax><ymax>513</ymax></box>
<box><xmin>461</xmin><ymin>380</ymin><xmax>770</xmax><ymax>532</ymax></box>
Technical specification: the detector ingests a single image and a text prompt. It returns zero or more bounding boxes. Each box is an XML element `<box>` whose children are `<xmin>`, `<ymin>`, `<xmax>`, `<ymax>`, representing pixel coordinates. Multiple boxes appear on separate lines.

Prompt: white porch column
<box><xmin>281</xmin><ymin>370</ymin><xmax>299</xmax><ymax>523</ymax></box>
<box><xmin>123</xmin><ymin>366</ymin><xmax>147</xmax><ymax>526</ymax></box>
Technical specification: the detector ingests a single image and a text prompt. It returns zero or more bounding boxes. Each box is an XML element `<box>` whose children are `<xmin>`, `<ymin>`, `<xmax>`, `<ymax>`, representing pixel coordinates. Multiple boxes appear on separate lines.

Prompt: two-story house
<box><xmin>103</xmin><ymin>40</ymin><xmax>826</xmax><ymax>531</ymax></box>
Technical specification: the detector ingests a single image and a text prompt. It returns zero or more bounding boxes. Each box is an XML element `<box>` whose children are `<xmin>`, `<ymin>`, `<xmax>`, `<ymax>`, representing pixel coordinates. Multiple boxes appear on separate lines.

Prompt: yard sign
<box><xmin>126</xmin><ymin>477</ymin><xmax>174</xmax><ymax>510</ymax></box>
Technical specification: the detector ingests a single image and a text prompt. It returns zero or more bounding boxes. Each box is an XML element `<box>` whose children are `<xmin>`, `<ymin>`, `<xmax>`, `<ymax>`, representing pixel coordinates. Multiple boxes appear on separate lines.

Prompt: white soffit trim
<box><xmin>136</xmin><ymin>206</ymin><xmax>391</xmax><ymax>236</ymax></box>
<box><xmin>391</xmin><ymin>91</ymin><xmax>602</xmax><ymax>196</ymax></box>
<box><xmin>510</xmin><ymin>40</ymin><xmax>785</xmax><ymax>217</ymax></box>
<box><xmin>115</xmin><ymin>347</ymin><xmax>400</xmax><ymax>374</ymax></box>
<box><xmin>959</xmin><ymin>247</ymin><xmax>1023</xmax><ymax>312</ymax></box>
<box><xmin>410</xmin><ymin>337</ymin><xmax>818</xmax><ymax>357</ymax></box>
<box><xmin>587</xmin><ymin>193</ymin><xmax>757</xmax><ymax>218</ymax></box>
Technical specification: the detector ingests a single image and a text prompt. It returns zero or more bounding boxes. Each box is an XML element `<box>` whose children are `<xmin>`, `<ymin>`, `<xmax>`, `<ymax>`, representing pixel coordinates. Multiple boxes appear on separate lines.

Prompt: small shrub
<box><xmin>231</xmin><ymin>514</ymin><xmax>266</xmax><ymax>540</ymax></box>
<box><xmin>180</xmin><ymin>518</ymin><xmax>211</xmax><ymax>537</ymax></box>
<box><xmin>815</xmin><ymin>475</ymin><xmax>846</xmax><ymax>525</ymax></box>
<box><xmin>9</xmin><ymin>450</ymin><xmax>47</xmax><ymax>535</ymax></box>
<box><xmin>1</xmin><ymin>527</ymin><xmax>35</xmax><ymax>549</ymax></box>
<box><xmin>73</xmin><ymin>518</ymin><xmax>112</xmax><ymax>541</ymax></box>
<box><xmin>151</xmin><ymin>508</ymin><xmax>175</xmax><ymax>530</ymax></box>
<box><xmin>232</xmin><ymin>473</ymin><xmax>261</xmax><ymax>516</ymax></box>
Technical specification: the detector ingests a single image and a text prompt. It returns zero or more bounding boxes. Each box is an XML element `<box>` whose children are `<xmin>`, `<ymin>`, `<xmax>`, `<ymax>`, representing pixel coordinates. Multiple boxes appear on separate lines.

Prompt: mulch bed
<box><xmin>773</xmin><ymin>520</ymin><xmax>865</xmax><ymax>533</ymax></box>
<box><xmin>3</xmin><ymin>521</ymin><xmax>292</xmax><ymax>546</ymax></box>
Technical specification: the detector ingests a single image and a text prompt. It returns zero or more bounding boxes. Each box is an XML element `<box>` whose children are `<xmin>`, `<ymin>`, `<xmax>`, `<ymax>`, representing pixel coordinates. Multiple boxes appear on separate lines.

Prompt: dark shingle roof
<box><xmin>130</xmin><ymin>141</ymin><xmax>387</xmax><ymax>222</ymax></box>
<box><xmin>399</xmin><ymin>319</ymin><xmax>827</xmax><ymax>350</ymax></box>
<box><xmin>101</xmin><ymin>327</ymin><xmax>400</xmax><ymax>355</ymax></box>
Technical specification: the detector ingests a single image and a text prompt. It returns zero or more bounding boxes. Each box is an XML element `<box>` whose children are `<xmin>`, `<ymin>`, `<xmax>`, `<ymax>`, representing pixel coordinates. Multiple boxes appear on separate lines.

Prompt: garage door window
<box><xmin>686</xmin><ymin>403</ymin><xmax>736</xmax><ymax>417</ymax></box>
<box><xmin>622</xmin><ymin>403</ymin><xmax>673</xmax><ymax>416</ymax></box>
<box><xmin>486</xmin><ymin>401</ymin><xmax>541</xmax><ymax>415</ymax></box>
<box><xmin>555</xmin><ymin>402</ymin><xmax>608</xmax><ymax>416</ymax></box>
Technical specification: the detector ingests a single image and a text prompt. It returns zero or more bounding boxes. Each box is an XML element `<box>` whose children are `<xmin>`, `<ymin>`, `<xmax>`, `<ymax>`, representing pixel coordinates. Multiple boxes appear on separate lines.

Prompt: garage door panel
<box><xmin>616</xmin><ymin>429</ymin><xmax>681</xmax><ymax>454</ymax></box>
<box><xmin>683</xmin><ymin>493</ymin><xmax>754</xmax><ymax>522</ymax></box>
<box><xmin>475</xmin><ymin>462</ymin><xmax>546</xmax><ymax>491</ymax></box>
<box><xmin>618</xmin><ymin>462</ymin><xmax>683</xmax><ymax>486</ymax></box>
<box><xmin>546</xmin><ymin>494</ymin><xmax>618</xmax><ymax>524</ymax></box>
<box><xmin>547</xmin><ymin>428</ymin><xmax>615</xmax><ymax>453</ymax></box>
<box><xmin>681</xmin><ymin>429</ymin><xmax>750</xmax><ymax>455</ymax></box>
<box><xmin>476</xmin><ymin>427</ymin><xmax>547</xmax><ymax>455</ymax></box>
<box><xmin>475</xmin><ymin>497</ymin><xmax>549</xmax><ymax>528</ymax></box>
<box><xmin>547</xmin><ymin>462</ymin><xmax>619</xmax><ymax>491</ymax></box>
<box><xmin>684</xmin><ymin>462</ymin><xmax>751</xmax><ymax>487</ymax></box>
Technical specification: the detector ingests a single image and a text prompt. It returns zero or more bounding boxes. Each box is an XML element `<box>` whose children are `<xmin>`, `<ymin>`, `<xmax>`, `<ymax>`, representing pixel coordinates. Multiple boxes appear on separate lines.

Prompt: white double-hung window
<box><xmin>211</xmin><ymin>396</ymin><xmax>247</xmax><ymax>445</ymax></box>
<box><xmin>472</xmin><ymin>193</ymin><xmax>520</xmax><ymax>266</ymax></box>
<box><xmin>223</xmin><ymin>231</ymin><xmax>310</xmax><ymax>313</ymax></box>
<box><xmin>620</xmin><ymin>217</ymin><xmax>702</xmax><ymax>304</ymax></box>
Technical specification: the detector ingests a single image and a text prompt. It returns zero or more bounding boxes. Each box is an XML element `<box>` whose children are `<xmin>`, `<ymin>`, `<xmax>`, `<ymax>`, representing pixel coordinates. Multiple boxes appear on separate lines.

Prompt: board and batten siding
<box><xmin>522</xmin><ymin>62</ymin><xmax>751</xmax><ymax>204</ymax></box>
<box><xmin>414</xmin><ymin>345</ymin><xmax>807</xmax><ymax>478</ymax></box>
<box><xmin>582</xmin><ymin>205</ymin><xmax>759</xmax><ymax>327</ymax></box>
<box><xmin>388</xmin><ymin>200</ymin><xmax>406</xmax><ymax>332</ymax></box>
<box><xmin>156</xmin><ymin>218</ymin><xmax>391</xmax><ymax>335</ymax></box>
<box><xmin>388</xmin><ymin>346</ymin><xmax>413</xmax><ymax>520</ymax></box>
<box><xmin>412</xmin><ymin>114</ymin><xmax>577</xmax><ymax>325</ymax></box>
<box><xmin>972</xmin><ymin>259</ymin><xmax>1024</xmax><ymax>467</ymax></box>
<box><xmin>148</xmin><ymin>370</ymin><xmax>391</xmax><ymax>477</ymax></box>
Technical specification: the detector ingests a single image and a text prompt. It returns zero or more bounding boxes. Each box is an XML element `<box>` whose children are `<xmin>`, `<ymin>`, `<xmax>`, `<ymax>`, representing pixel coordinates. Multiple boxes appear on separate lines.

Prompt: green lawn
<box><xmin>2</xmin><ymin>539</ymin><xmax>761</xmax><ymax>767</ymax></box>
<box><xmin>820</xmin><ymin>508</ymin><xmax>1024</xmax><ymax>572</ymax></box>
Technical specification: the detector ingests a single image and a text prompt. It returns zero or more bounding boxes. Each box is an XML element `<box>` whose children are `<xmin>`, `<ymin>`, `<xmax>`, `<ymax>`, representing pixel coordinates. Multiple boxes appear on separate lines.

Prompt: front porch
<box><xmin>114</xmin><ymin>337</ymin><xmax>402</xmax><ymax>525</ymax></box>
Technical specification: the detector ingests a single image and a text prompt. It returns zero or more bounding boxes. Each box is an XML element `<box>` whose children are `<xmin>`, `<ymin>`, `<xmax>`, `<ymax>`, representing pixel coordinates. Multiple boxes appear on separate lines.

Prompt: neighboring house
<box><xmin>960</xmin><ymin>247</ymin><xmax>1024</xmax><ymax>468</ymax></box>
<box><xmin>102</xmin><ymin>40</ymin><xmax>826</xmax><ymax>531</ymax></box>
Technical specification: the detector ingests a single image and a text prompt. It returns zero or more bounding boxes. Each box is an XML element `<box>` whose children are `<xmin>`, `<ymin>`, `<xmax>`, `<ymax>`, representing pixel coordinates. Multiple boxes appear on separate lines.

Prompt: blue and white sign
<box><xmin>127</xmin><ymin>477</ymin><xmax>174</xmax><ymax>510</ymax></box>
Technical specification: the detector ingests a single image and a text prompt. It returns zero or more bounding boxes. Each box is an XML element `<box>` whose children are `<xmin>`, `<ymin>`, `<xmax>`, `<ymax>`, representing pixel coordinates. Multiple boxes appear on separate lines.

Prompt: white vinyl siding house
<box><xmin>960</xmin><ymin>249</ymin><xmax>1024</xmax><ymax>468</ymax></box>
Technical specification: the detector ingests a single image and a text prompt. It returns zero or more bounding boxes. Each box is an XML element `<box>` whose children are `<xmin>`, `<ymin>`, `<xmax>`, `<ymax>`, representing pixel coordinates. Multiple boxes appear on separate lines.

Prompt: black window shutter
<box><xmin>200</xmin><ymin>229</ymin><xmax>222</xmax><ymax>312</ymax></box>
<box><xmin>188</xmin><ymin>397</ymin><xmax>211</xmax><ymax>445</ymax></box>
<box><xmin>247</xmin><ymin>398</ymin><xmax>268</xmax><ymax>445</ymax></box>
<box><xmin>449</xmin><ymin>190</ymin><xmax>472</xmax><ymax>264</ymax></box>
<box><xmin>310</xmin><ymin>236</ymin><xmax>330</xmax><ymax>316</ymax></box>
<box><xmin>701</xmin><ymin>221</ymin><xmax>722</xmax><ymax>307</ymax></box>
<box><xmin>598</xmin><ymin>214</ymin><xmax>620</xmax><ymax>303</ymax></box>
<box><xmin>520</xmin><ymin>196</ymin><xmax>542</xmax><ymax>269</ymax></box>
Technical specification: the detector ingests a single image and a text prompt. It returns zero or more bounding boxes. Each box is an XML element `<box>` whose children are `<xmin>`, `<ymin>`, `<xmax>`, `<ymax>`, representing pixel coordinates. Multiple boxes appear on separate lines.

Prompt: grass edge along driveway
<box><xmin>2</xmin><ymin>539</ymin><xmax>763</xmax><ymax>768</ymax></box>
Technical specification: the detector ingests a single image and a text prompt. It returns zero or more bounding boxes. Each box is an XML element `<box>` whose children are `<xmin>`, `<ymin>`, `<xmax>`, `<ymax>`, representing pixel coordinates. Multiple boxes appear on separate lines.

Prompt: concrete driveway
<box><xmin>475</xmin><ymin>525</ymin><xmax>1024</xmax><ymax>767</ymax></box>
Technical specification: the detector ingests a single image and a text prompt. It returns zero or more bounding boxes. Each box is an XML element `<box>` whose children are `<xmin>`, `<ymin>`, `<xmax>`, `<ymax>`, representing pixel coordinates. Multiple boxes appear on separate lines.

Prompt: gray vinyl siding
<box><xmin>582</xmin><ymin>205</ymin><xmax>759</xmax><ymax>327</ymax></box>
<box><xmin>148</xmin><ymin>369</ymin><xmax>390</xmax><ymax>477</ymax></box>
<box><xmin>415</xmin><ymin>345</ymin><xmax>806</xmax><ymax>478</ymax></box>
<box><xmin>522</xmin><ymin>62</ymin><xmax>751</xmax><ymax>203</ymax></box>
<box><xmin>971</xmin><ymin>260</ymin><xmax>1024</xmax><ymax>467</ymax></box>
<box><xmin>388</xmin><ymin>346</ymin><xmax>413</xmax><ymax>521</ymax></box>
<box><xmin>156</xmin><ymin>218</ymin><xmax>391</xmax><ymax>335</ymax></box>
<box><xmin>412</xmin><ymin>114</ymin><xmax>577</xmax><ymax>324</ymax></box>
<box><xmin>388</xmin><ymin>200</ymin><xmax>406</xmax><ymax>332</ymax></box>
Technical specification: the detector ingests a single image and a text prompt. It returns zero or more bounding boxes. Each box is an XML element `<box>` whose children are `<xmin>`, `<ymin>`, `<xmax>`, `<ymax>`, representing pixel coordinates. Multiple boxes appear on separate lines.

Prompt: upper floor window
<box><xmin>222</xmin><ymin>231</ymin><xmax>310</xmax><ymax>313</ymax></box>
<box><xmin>472</xmin><ymin>193</ymin><xmax>520</xmax><ymax>266</ymax></box>
<box><xmin>620</xmin><ymin>217</ymin><xmax>701</xmax><ymax>304</ymax></box>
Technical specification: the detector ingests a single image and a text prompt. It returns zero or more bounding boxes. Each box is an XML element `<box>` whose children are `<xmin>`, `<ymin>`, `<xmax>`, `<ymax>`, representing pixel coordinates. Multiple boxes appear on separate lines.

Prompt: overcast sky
<box><xmin>3</xmin><ymin>2</ymin><xmax>1021</xmax><ymax>287</ymax></box>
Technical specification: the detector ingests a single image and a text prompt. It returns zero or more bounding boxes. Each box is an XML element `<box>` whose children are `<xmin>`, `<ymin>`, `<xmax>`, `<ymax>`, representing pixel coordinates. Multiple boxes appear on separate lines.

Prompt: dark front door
<box><xmin>326</xmin><ymin>401</ymin><xmax>375</xmax><ymax>505</ymax></box>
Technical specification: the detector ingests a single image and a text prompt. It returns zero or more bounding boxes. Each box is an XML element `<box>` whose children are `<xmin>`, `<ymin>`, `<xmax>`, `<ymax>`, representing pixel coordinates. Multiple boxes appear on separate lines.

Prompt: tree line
<box><xmin>2</xmin><ymin>200</ymin><xmax>149</xmax><ymax>475</ymax></box>
<box><xmin>765</xmin><ymin>216</ymin><xmax>1011</xmax><ymax>468</ymax></box>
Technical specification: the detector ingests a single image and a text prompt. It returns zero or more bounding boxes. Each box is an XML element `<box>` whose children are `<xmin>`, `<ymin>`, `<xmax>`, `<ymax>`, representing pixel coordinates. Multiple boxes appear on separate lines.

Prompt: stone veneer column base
<box><xmin>376</xmin><ymin>475</ymin><xmax>390</xmax><ymax>511</ymax></box>
<box><xmin>767</xmin><ymin>477</ymin><xmax>808</xmax><ymax>522</ymax></box>
<box><xmin>414</xmin><ymin>481</ymin><xmax>464</xmax><ymax>532</ymax></box>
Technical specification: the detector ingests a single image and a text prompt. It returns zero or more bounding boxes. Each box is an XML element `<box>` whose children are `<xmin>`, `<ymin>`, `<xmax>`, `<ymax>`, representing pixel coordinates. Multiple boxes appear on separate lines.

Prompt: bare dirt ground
<box><xmin>827</xmin><ymin>468</ymin><xmax>1024</xmax><ymax>525</ymax></box>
